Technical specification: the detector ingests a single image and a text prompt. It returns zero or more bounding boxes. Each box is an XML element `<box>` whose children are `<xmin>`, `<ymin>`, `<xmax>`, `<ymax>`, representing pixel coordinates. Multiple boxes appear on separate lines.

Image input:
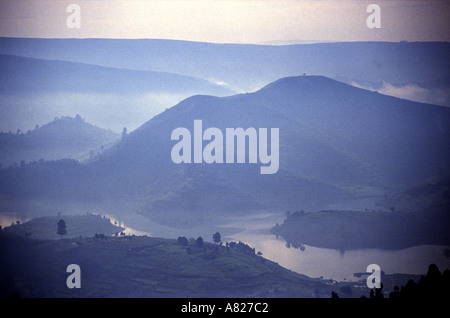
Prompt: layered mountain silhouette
<box><xmin>1</xmin><ymin>38</ymin><xmax>448</xmax><ymax>103</ymax></box>
<box><xmin>1</xmin><ymin>76</ymin><xmax>449</xmax><ymax>227</ymax></box>
<box><xmin>0</xmin><ymin>54</ymin><xmax>234</xmax><ymax>133</ymax></box>
<box><xmin>0</xmin><ymin>115</ymin><xmax>118</xmax><ymax>167</ymax></box>
<box><xmin>0</xmin><ymin>54</ymin><xmax>233</xmax><ymax>96</ymax></box>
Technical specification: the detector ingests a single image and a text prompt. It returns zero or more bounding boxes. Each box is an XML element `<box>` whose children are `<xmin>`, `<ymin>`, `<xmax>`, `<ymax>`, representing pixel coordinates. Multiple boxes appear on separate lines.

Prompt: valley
<box><xmin>0</xmin><ymin>38</ymin><xmax>449</xmax><ymax>299</ymax></box>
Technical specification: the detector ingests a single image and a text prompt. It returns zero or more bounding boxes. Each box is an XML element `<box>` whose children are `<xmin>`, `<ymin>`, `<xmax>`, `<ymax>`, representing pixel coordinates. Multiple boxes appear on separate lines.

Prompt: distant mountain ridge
<box><xmin>1</xmin><ymin>75</ymin><xmax>448</xmax><ymax>227</ymax></box>
<box><xmin>2</xmin><ymin>39</ymin><xmax>449</xmax><ymax>134</ymax></box>
<box><xmin>0</xmin><ymin>54</ymin><xmax>234</xmax><ymax>133</ymax></box>
<box><xmin>0</xmin><ymin>54</ymin><xmax>234</xmax><ymax>96</ymax></box>
<box><xmin>0</xmin><ymin>115</ymin><xmax>118</xmax><ymax>167</ymax></box>
<box><xmin>1</xmin><ymin>38</ymin><xmax>448</xmax><ymax>96</ymax></box>
<box><xmin>122</xmin><ymin>75</ymin><xmax>450</xmax><ymax>186</ymax></box>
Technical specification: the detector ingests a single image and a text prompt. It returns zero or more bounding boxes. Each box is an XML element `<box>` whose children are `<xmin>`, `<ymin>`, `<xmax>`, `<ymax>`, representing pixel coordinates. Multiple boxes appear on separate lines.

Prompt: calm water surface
<box><xmin>2</xmin><ymin>211</ymin><xmax>449</xmax><ymax>282</ymax></box>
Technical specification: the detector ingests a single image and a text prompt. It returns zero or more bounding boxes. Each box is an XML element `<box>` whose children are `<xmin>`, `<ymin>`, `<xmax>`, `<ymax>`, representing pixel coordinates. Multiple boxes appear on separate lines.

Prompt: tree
<box><xmin>57</xmin><ymin>219</ymin><xmax>67</xmax><ymax>238</ymax></box>
<box><xmin>369</xmin><ymin>283</ymin><xmax>384</xmax><ymax>298</ymax></box>
<box><xmin>195</xmin><ymin>236</ymin><xmax>204</xmax><ymax>248</ymax></box>
<box><xmin>213</xmin><ymin>232</ymin><xmax>221</xmax><ymax>244</ymax></box>
<box><xmin>178</xmin><ymin>236</ymin><xmax>189</xmax><ymax>246</ymax></box>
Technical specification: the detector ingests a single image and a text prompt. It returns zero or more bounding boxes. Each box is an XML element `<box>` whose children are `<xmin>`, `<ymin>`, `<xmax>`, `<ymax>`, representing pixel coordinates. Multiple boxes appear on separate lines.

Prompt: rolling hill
<box><xmin>0</xmin><ymin>54</ymin><xmax>234</xmax><ymax>96</ymax></box>
<box><xmin>0</xmin><ymin>54</ymin><xmax>234</xmax><ymax>133</ymax></box>
<box><xmin>1</xmin><ymin>38</ymin><xmax>448</xmax><ymax>105</ymax></box>
<box><xmin>1</xmin><ymin>75</ymin><xmax>449</xmax><ymax>228</ymax></box>
<box><xmin>0</xmin><ymin>233</ymin><xmax>333</xmax><ymax>298</ymax></box>
<box><xmin>0</xmin><ymin>115</ymin><xmax>119</xmax><ymax>167</ymax></box>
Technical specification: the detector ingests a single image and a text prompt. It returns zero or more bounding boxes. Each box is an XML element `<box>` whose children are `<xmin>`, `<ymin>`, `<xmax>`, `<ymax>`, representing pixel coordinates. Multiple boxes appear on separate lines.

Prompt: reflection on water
<box><xmin>230</xmin><ymin>231</ymin><xmax>450</xmax><ymax>281</ymax></box>
<box><xmin>0</xmin><ymin>211</ymin><xmax>152</xmax><ymax>237</ymax></box>
<box><xmin>222</xmin><ymin>213</ymin><xmax>450</xmax><ymax>282</ymax></box>
<box><xmin>92</xmin><ymin>213</ymin><xmax>152</xmax><ymax>237</ymax></box>
<box><xmin>2</xmin><ymin>211</ymin><xmax>449</xmax><ymax>282</ymax></box>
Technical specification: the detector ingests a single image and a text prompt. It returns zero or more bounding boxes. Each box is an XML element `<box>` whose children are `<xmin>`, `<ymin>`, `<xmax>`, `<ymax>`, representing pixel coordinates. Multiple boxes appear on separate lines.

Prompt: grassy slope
<box><xmin>0</xmin><ymin>235</ymin><xmax>332</xmax><ymax>298</ymax></box>
<box><xmin>2</xmin><ymin>214</ymin><xmax>125</xmax><ymax>240</ymax></box>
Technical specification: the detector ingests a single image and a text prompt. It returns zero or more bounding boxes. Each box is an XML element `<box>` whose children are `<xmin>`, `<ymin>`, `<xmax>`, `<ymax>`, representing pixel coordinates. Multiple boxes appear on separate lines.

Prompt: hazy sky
<box><xmin>0</xmin><ymin>0</ymin><xmax>449</xmax><ymax>43</ymax></box>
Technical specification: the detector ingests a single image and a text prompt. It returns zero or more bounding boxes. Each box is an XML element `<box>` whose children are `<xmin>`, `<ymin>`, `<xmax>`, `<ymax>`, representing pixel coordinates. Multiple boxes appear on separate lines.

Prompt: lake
<box><xmin>1</xmin><ymin>210</ymin><xmax>449</xmax><ymax>282</ymax></box>
<box><xmin>218</xmin><ymin>213</ymin><xmax>450</xmax><ymax>281</ymax></box>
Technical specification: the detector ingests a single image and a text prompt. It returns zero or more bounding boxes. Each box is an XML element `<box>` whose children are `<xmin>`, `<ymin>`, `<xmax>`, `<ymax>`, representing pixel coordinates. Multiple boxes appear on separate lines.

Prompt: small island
<box><xmin>271</xmin><ymin>209</ymin><xmax>450</xmax><ymax>250</ymax></box>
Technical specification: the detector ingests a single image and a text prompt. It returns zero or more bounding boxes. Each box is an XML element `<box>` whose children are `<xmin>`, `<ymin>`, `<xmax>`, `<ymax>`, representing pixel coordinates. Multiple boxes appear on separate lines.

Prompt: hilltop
<box><xmin>0</xmin><ymin>215</ymin><xmax>445</xmax><ymax>298</ymax></box>
<box><xmin>0</xmin><ymin>233</ymin><xmax>332</xmax><ymax>298</ymax></box>
<box><xmin>1</xmin><ymin>75</ymin><xmax>449</xmax><ymax>229</ymax></box>
<box><xmin>1</xmin><ymin>213</ymin><xmax>124</xmax><ymax>240</ymax></box>
<box><xmin>1</xmin><ymin>39</ymin><xmax>448</xmax><ymax>103</ymax></box>
<box><xmin>0</xmin><ymin>115</ymin><xmax>118</xmax><ymax>167</ymax></box>
<box><xmin>0</xmin><ymin>54</ymin><xmax>235</xmax><ymax>133</ymax></box>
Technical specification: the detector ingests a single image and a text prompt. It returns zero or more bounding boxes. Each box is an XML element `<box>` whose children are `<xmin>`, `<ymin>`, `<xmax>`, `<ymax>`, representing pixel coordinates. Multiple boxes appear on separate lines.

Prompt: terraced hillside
<box><xmin>0</xmin><ymin>234</ymin><xmax>332</xmax><ymax>298</ymax></box>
